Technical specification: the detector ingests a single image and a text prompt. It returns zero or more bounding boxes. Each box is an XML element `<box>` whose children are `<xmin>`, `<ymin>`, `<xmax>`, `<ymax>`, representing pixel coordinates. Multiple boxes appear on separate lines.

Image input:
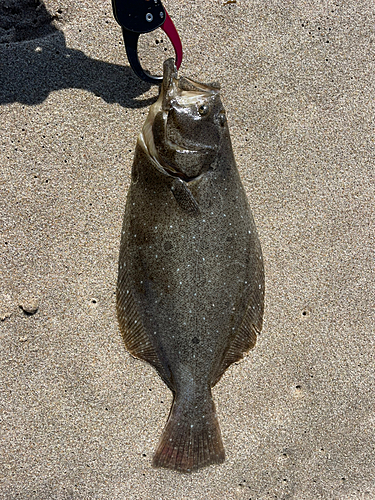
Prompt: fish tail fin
<box><xmin>152</xmin><ymin>388</ymin><xmax>225</xmax><ymax>472</ymax></box>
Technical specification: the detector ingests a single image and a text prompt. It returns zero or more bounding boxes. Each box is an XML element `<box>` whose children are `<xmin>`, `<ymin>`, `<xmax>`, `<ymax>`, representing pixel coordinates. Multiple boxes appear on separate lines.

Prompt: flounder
<box><xmin>117</xmin><ymin>59</ymin><xmax>264</xmax><ymax>472</ymax></box>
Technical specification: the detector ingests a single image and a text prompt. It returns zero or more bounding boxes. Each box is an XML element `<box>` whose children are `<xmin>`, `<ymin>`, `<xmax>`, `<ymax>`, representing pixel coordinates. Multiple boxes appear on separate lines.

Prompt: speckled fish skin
<box><xmin>117</xmin><ymin>59</ymin><xmax>264</xmax><ymax>472</ymax></box>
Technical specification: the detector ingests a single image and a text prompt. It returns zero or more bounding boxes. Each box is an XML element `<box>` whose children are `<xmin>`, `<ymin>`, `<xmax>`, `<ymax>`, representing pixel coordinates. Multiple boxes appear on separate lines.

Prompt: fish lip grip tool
<box><xmin>111</xmin><ymin>0</ymin><xmax>183</xmax><ymax>84</ymax></box>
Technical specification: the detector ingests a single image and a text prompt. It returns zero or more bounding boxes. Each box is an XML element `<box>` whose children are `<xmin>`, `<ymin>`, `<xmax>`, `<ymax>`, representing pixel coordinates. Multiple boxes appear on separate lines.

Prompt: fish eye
<box><xmin>198</xmin><ymin>103</ymin><xmax>210</xmax><ymax>116</ymax></box>
<box><xmin>218</xmin><ymin>110</ymin><xmax>226</xmax><ymax>126</ymax></box>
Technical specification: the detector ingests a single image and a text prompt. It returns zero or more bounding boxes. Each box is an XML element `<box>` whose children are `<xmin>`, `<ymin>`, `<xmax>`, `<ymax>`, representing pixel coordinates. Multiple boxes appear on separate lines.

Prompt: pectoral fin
<box><xmin>170</xmin><ymin>178</ymin><xmax>200</xmax><ymax>214</ymax></box>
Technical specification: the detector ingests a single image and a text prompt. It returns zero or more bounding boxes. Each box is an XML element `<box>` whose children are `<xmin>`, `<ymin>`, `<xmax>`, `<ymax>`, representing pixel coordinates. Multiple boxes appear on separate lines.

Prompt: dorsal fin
<box><xmin>212</xmin><ymin>268</ymin><xmax>264</xmax><ymax>387</ymax></box>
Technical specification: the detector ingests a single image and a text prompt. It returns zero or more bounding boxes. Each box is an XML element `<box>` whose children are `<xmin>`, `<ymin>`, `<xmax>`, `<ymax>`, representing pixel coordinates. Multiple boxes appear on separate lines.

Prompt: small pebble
<box><xmin>20</xmin><ymin>299</ymin><xmax>39</xmax><ymax>315</ymax></box>
<box><xmin>0</xmin><ymin>312</ymin><xmax>11</xmax><ymax>321</ymax></box>
<box><xmin>19</xmin><ymin>336</ymin><xmax>28</xmax><ymax>342</ymax></box>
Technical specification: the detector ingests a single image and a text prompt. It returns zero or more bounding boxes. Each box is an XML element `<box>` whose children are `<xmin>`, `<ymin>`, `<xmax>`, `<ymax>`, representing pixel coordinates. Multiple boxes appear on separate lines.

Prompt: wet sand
<box><xmin>1</xmin><ymin>0</ymin><xmax>374</xmax><ymax>498</ymax></box>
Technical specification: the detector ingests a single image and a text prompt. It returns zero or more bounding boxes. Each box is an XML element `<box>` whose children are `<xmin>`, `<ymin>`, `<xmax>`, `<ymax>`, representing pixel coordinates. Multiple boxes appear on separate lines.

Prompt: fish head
<box><xmin>140</xmin><ymin>59</ymin><xmax>228</xmax><ymax>181</ymax></box>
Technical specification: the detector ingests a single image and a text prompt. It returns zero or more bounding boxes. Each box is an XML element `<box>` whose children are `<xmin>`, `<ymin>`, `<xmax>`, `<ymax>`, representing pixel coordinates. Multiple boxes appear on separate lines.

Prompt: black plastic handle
<box><xmin>122</xmin><ymin>29</ymin><xmax>163</xmax><ymax>84</ymax></box>
<box><xmin>112</xmin><ymin>0</ymin><xmax>166</xmax><ymax>33</ymax></box>
<box><xmin>112</xmin><ymin>0</ymin><xmax>182</xmax><ymax>84</ymax></box>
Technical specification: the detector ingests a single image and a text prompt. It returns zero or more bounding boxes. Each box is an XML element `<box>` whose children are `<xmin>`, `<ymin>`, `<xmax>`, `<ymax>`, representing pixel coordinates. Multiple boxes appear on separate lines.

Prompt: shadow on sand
<box><xmin>0</xmin><ymin>0</ymin><xmax>156</xmax><ymax>108</ymax></box>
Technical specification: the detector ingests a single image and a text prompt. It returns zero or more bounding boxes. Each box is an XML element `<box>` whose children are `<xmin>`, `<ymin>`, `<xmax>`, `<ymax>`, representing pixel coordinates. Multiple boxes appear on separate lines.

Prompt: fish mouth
<box><xmin>139</xmin><ymin>59</ymin><xmax>220</xmax><ymax>181</ymax></box>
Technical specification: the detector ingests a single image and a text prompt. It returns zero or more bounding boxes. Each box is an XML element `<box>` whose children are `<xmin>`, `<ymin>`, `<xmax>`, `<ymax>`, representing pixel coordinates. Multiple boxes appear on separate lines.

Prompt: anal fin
<box><xmin>117</xmin><ymin>264</ymin><xmax>172</xmax><ymax>388</ymax></box>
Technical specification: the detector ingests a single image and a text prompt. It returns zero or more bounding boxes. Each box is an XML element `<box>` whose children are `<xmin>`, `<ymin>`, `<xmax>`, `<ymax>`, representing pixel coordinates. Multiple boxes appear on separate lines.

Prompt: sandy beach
<box><xmin>1</xmin><ymin>0</ymin><xmax>374</xmax><ymax>498</ymax></box>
